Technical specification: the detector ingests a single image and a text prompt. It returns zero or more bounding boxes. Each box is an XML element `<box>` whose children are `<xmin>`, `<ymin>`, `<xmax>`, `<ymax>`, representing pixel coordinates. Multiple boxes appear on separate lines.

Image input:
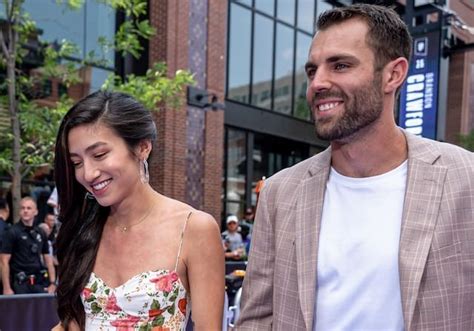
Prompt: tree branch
<box><xmin>0</xmin><ymin>30</ymin><xmax>10</xmax><ymax>58</ymax></box>
<box><xmin>8</xmin><ymin>0</ymin><xmax>19</xmax><ymax>54</ymax></box>
<box><xmin>21</xmin><ymin>145</ymin><xmax>52</xmax><ymax>178</ymax></box>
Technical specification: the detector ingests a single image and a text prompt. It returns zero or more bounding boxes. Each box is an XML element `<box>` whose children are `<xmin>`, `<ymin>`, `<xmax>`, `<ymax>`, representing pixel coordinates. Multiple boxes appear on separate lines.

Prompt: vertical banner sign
<box><xmin>399</xmin><ymin>30</ymin><xmax>441</xmax><ymax>139</ymax></box>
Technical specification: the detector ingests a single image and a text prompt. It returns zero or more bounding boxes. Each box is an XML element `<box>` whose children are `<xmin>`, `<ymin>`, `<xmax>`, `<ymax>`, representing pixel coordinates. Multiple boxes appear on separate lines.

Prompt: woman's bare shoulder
<box><xmin>161</xmin><ymin>196</ymin><xmax>219</xmax><ymax>230</ymax></box>
<box><xmin>187</xmin><ymin>210</ymin><xmax>220</xmax><ymax>233</ymax></box>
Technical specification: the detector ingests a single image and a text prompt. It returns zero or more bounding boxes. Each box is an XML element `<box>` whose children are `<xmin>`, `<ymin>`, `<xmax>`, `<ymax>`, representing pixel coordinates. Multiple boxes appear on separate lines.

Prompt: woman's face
<box><xmin>68</xmin><ymin>123</ymin><xmax>141</xmax><ymax>208</ymax></box>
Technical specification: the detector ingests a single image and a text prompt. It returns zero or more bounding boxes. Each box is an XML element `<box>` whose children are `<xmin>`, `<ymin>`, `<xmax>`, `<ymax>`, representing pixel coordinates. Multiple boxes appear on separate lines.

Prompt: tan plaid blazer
<box><xmin>236</xmin><ymin>130</ymin><xmax>474</xmax><ymax>331</ymax></box>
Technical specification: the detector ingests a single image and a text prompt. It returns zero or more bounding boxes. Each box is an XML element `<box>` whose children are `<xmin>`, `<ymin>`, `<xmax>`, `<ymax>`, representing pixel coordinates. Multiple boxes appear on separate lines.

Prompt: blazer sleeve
<box><xmin>235</xmin><ymin>184</ymin><xmax>275</xmax><ymax>331</ymax></box>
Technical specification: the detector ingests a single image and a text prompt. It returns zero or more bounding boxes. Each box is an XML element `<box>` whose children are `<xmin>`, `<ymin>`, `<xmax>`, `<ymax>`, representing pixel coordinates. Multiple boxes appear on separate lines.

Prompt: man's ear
<box><xmin>137</xmin><ymin>139</ymin><xmax>152</xmax><ymax>160</ymax></box>
<box><xmin>383</xmin><ymin>57</ymin><xmax>409</xmax><ymax>94</ymax></box>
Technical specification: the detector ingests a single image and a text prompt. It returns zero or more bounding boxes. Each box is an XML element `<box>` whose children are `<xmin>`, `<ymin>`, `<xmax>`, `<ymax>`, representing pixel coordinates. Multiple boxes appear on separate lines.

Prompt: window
<box><xmin>223</xmin><ymin>126</ymin><xmax>311</xmax><ymax>219</ymax></box>
<box><xmin>274</xmin><ymin>23</ymin><xmax>294</xmax><ymax>115</ymax></box>
<box><xmin>251</xmin><ymin>14</ymin><xmax>274</xmax><ymax>109</ymax></box>
<box><xmin>224</xmin><ymin>129</ymin><xmax>247</xmax><ymax>219</ymax></box>
<box><xmin>277</xmin><ymin>0</ymin><xmax>295</xmax><ymax>25</ymax></box>
<box><xmin>5</xmin><ymin>0</ymin><xmax>117</xmax><ymax>90</ymax></box>
<box><xmin>294</xmin><ymin>32</ymin><xmax>313</xmax><ymax>120</ymax></box>
<box><xmin>227</xmin><ymin>1</ymin><xmax>330</xmax><ymax>119</ymax></box>
<box><xmin>228</xmin><ymin>3</ymin><xmax>252</xmax><ymax>104</ymax></box>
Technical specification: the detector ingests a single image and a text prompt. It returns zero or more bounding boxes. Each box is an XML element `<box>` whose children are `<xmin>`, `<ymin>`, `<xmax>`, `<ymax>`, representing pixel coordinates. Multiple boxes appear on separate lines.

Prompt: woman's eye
<box><xmin>71</xmin><ymin>161</ymin><xmax>82</xmax><ymax>168</ymax></box>
<box><xmin>94</xmin><ymin>153</ymin><xmax>107</xmax><ymax>159</ymax></box>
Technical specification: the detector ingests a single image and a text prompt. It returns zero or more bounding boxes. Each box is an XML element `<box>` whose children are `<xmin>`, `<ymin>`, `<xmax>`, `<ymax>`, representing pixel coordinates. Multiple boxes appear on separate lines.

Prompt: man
<box><xmin>239</xmin><ymin>207</ymin><xmax>254</xmax><ymax>242</ymax></box>
<box><xmin>222</xmin><ymin>215</ymin><xmax>245</xmax><ymax>260</ymax></box>
<box><xmin>43</xmin><ymin>208</ymin><xmax>59</xmax><ymax>245</ymax></box>
<box><xmin>0</xmin><ymin>197</ymin><xmax>56</xmax><ymax>294</ymax></box>
<box><xmin>41</xmin><ymin>209</ymin><xmax>59</xmax><ymax>267</ymax></box>
<box><xmin>237</xmin><ymin>4</ymin><xmax>473</xmax><ymax>331</ymax></box>
<box><xmin>0</xmin><ymin>198</ymin><xmax>9</xmax><ymax>248</ymax></box>
<box><xmin>0</xmin><ymin>198</ymin><xmax>10</xmax><ymax>293</ymax></box>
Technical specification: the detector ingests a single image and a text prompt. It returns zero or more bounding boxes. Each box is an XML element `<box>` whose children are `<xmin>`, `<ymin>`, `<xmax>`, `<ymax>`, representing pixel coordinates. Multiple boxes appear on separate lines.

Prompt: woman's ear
<box><xmin>383</xmin><ymin>57</ymin><xmax>409</xmax><ymax>94</ymax></box>
<box><xmin>137</xmin><ymin>139</ymin><xmax>152</xmax><ymax>160</ymax></box>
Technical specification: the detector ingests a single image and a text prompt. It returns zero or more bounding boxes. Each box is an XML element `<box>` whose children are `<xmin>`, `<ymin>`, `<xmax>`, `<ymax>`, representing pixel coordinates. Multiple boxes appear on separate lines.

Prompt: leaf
<box><xmin>151</xmin><ymin>315</ymin><xmax>165</xmax><ymax>327</ymax></box>
<box><xmin>90</xmin><ymin>302</ymin><xmax>102</xmax><ymax>314</ymax></box>
<box><xmin>150</xmin><ymin>299</ymin><xmax>160</xmax><ymax>310</ymax></box>
<box><xmin>167</xmin><ymin>304</ymin><xmax>175</xmax><ymax>315</ymax></box>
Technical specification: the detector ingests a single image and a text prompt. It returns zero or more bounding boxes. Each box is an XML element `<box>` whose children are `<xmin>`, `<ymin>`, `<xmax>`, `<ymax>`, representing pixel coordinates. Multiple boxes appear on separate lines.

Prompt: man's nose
<box><xmin>309</xmin><ymin>68</ymin><xmax>332</xmax><ymax>93</ymax></box>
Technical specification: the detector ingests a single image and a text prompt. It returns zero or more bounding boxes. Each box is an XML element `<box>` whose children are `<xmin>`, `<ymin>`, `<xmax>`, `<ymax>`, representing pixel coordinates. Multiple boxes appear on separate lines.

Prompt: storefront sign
<box><xmin>399</xmin><ymin>30</ymin><xmax>441</xmax><ymax>139</ymax></box>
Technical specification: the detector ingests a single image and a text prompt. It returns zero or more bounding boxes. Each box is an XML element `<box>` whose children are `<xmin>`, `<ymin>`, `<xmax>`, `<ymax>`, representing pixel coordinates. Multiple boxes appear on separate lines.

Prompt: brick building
<box><xmin>1</xmin><ymin>0</ymin><xmax>473</xmax><ymax>227</ymax></box>
<box><xmin>147</xmin><ymin>0</ymin><xmax>474</xmax><ymax>225</ymax></box>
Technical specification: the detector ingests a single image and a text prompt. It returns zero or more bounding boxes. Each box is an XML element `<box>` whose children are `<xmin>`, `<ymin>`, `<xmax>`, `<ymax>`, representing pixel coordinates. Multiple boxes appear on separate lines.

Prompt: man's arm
<box><xmin>0</xmin><ymin>253</ymin><xmax>13</xmax><ymax>294</ymax></box>
<box><xmin>236</xmin><ymin>185</ymin><xmax>275</xmax><ymax>330</ymax></box>
<box><xmin>43</xmin><ymin>254</ymin><xmax>56</xmax><ymax>294</ymax></box>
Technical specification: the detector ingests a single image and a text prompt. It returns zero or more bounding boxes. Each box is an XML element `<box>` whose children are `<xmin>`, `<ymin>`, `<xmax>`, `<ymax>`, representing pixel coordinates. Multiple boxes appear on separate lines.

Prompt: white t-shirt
<box><xmin>314</xmin><ymin>161</ymin><xmax>407</xmax><ymax>331</ymax></box>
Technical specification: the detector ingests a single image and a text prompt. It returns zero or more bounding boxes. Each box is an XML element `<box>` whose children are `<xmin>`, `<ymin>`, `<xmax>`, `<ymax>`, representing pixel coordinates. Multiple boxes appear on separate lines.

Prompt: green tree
<box><xmin>0</xmin><ymin>0</ymin><xmax>194</xmax><ymax>220</ymax></box>
<box><xmin>459</xmin><ymin>130</ymin><xmax>474</xmax><ymax>152</ymax></box>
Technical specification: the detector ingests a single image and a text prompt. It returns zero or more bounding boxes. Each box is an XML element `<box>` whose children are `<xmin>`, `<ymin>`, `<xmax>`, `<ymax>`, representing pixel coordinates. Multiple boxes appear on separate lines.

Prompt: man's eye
<box><xmin>306</xmin><ymin>68</ymin><xmax>316</xmax><ymax>78</ymax></box>
<box><xmin>334</xmin><ymin>63</ymin><xmax>349</xmax><ymax>71</ymax></box>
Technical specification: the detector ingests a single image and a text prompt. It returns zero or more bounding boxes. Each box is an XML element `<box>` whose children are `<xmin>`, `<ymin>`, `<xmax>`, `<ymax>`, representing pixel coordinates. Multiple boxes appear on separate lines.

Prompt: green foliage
<box><xmin>0</xmin><ymin>96</ymin><xmax>72</xmax><ymax>176</ymax></box>
<box><xmin>459</xmin><ymin>130</ymin><xmax>474</xmax><ymax>152</ymax></box>
<box><xmin>0</xmin><ymin>0</ymin><xmax>195</xmax><ymax>180</ymax></box>
<box><xmin>55</xmin><ymin>0</ymin><xmax>84</xmax><ymax>10</ymax></box>
<box><xmin>114</xmin><ymin>19</ymin><xmax>155</xmax><ymax>58</ymax></box>
<box><xmin>103</xmin><ymin>63</ymin><xmax>195</xmax><ymax>110</ymax></box>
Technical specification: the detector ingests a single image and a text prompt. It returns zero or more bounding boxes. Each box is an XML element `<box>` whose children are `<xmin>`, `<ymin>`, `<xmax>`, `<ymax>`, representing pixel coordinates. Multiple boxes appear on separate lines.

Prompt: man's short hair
<box><xmin>20</xmin><ymin>196</ymin><xmax>37</xmax><ymax>206</ymax></box>
<box><xmin>316</xmin><ymin>4</ymin><xmax>412</xmax><ymax>70</ymax></box>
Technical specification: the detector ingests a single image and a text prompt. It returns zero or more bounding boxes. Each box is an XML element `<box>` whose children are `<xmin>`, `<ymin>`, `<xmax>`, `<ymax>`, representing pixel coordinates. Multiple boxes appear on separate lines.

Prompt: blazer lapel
<box><xmin>399</xmin><ymin>132</ymin><xmax>447</xmax><ymax>330</ymax></box>
<box><xmin>295</xmin><ymin>148</ymin><xmax>331</xmax><ymax>330</ymax></box>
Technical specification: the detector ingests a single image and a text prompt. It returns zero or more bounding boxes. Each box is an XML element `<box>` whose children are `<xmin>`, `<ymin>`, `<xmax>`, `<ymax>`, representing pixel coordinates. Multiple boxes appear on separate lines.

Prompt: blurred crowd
<box><xmin>221</xmin><ymin>207</ymin><xmax>255</xmax><ymax>262</ymax></box>
<box><xmin>0</xmin><ymin>187</ymin><xmax>59</xmax><ymax>295</ymax></box>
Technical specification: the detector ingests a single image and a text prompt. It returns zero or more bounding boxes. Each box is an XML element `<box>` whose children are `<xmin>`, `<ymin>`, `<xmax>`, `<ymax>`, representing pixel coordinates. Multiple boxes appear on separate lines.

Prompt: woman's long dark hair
<box><xmin>54</xmin><ymin>90</ymin><xmax>157</xmax><ymax>329</ymax></box>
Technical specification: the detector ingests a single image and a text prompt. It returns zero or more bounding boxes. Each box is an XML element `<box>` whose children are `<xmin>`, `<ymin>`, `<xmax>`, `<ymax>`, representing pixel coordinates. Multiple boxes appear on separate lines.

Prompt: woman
<box><xmin>53</xmin><ymin>91</ymin><xmax>224</xmax><ymax>330</ymax></box>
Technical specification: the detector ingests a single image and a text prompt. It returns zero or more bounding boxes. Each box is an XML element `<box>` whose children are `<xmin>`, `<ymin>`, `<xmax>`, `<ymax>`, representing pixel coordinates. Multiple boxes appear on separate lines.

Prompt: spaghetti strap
<box><xmin>174</xmin><ymin>211</ymin><xmax>193</xmax><ymax>272</ymax></box>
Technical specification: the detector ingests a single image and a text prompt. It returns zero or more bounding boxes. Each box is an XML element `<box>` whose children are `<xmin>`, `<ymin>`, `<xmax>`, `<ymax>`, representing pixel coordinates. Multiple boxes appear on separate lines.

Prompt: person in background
<box><xmin>222</xmin><ymin>215</ymin><xmax>245</xmax><ymax>261</ymax></box>
<box><xmin>53</xmin><ymin>91</ymin><xmax>224</xmax><ymax>330</ymax></box>
<box><xmin>43</xmin><ymin>209</ymin><xmax>59</xmax><ymax>269</ymax></box>
<box><xmin>237</xmin><ymin>4</ymin><xmax>474</xmax><ymax>330</ymax></box>
<box><xmin>44</xmin><ymin>209</ymin><xmax>59</xmax><ymax>244</ymax></box>
<box><xmin>0</xmin><ymin>198</ymin><xmax>10</xmax><ymax>248</ymax></box>
<box><xmin>240</xmin><ymin>208</ymin><xmax>254</xmax><ymax>239</ymax></box>
<box><xmin>0</xmin><ymin>197</ymin><xmax>10</xmax><ymax>293</ymax></box>
<box><xmin>38</xmin><ymin>223</ymin><xmax>54</xmax><ymax>260</ymax></box>
<box><xmin>0</xmin><ymin>197</ymin><xmax>56</xmax><ymax>294</ymax></box>
<box><xmin>47</xmin><ymin>187</ymin><xmax>59</xmax><ymax>216</ymax></box>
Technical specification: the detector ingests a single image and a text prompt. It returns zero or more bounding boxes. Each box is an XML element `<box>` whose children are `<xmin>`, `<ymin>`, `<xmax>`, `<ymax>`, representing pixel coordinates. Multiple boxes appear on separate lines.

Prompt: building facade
<box><xmin>150</xmin><ymin>0</ymin><xmax>474</xmax><ymax>224</ymax></box>
<box><xmin>1</xmin><ymin>0</ymin><xmax>473</xmax><ymax>227</ymax></box>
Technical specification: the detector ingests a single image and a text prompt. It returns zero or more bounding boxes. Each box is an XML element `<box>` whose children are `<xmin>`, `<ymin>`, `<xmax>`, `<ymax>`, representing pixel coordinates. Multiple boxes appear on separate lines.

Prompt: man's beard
<box><xmin>310</xmin><ymin>72</ymin><xmax>384</xmax><ymax>142</ymax></box>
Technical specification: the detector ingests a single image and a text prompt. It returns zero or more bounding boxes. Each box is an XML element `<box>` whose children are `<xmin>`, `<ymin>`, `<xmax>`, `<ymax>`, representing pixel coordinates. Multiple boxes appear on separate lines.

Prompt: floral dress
<box><xmin>81</xmin><ymin>213</ymin><xmax>192</xmax><ymax>331</ymax></box>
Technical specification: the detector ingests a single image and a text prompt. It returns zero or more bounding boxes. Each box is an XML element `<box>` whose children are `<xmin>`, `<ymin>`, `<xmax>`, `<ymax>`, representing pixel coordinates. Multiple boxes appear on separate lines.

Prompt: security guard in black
<box><xmin>1</xmin><ymin>221</ymin><xmax>50</xmax><ymax>293</ymax></box>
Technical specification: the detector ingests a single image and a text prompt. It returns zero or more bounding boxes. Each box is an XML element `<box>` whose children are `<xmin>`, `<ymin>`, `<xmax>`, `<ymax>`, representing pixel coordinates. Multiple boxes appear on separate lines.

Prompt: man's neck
<box><xmin>20</xmin><ymin>219</ymin><xmax>34</xmax><ymax>227</ymax></box>
<box><xmin>330</xmin><ymin>125</ymin><xmax>408</xmax><ymax>178</ymax></box>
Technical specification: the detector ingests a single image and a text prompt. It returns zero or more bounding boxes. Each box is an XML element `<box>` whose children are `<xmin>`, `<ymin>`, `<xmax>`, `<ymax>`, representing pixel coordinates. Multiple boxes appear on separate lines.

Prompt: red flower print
<box><xmin>178</xmin><ymin>298</ymin><xmax>187</xmax><ymax>315</ymax></box>
<box><xmin>110</xmin><ymin>315</ymin><xmax>140</xmax><ymax>331</ymax></box>
<box><xmin>148</xmin><ymin>308</ymin><xmax>165</xmax><ymax>318</ymax></box>
<box><xmin>151</xmin><ymin>327</ymin><xmax>170</xmax><ymax>331</ymax></box>
<box><xmin>150</xmin><ymin>271</ymin><xmax>179</xmax><ymax>292</ymax></box>
<box><xmin>82</xmin><ymin>288</ymin><xmax>92</xmax><ymax>300</ymax></box>
<box><xmin>105</xmin><ymin>292</ymin><xmax>121</xmax><ymax>314</ymax></box>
